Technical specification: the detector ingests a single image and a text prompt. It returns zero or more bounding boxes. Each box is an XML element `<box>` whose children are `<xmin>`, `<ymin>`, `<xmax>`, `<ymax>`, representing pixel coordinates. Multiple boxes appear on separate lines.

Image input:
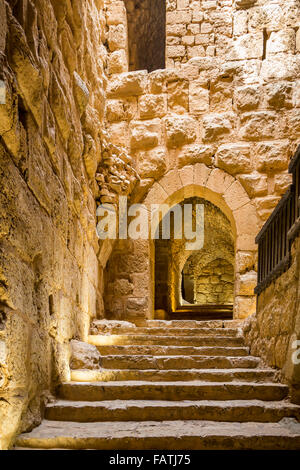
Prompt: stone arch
<box><xmin>143</xmin><ymin>164</ymin><xmax>259</xmax><ymax>319</ymax></box>
<box><xmin>143</xmin><ymin>164</ymin><xmax>259</xmax><ymax>252</ymax></box>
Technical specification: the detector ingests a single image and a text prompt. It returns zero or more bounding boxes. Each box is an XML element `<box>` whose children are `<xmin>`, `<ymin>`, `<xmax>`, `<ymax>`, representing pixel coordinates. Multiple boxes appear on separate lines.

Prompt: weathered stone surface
<box><xmin>164</xmin><ymin>115</ymin><xmax>197</xmax><ymax>148</ymax></box>
<box><xmin>178</xmin><ymin>144</ymin><xmax>214</xmax><ymax>168</ymax></box>
<box><xmin>107</xmin><ymin>71</ymin><xmax>148</xmax><ymax>98</ymax></box>
<box><xmin>70</xmin><ymin>340</ymin><xmax>101</xmax><ymax>370</ymax></box>
<box><xmin>137</xmin><ymin>147</ymin><xmax>167</xmax><ymax>179</ymax></box>
<box><xmin>139</xmin><ymin>94</ymin><xmax>167</xmax><ymax>119</ymax></box>
<box><xmin>238</xmin><ymin>173</ymin><xmax>268</xmax><ymax>197</ymax></box>
<box><xmin>216</xmin><ymin>143</ymin><xmax>252</xmax><ymax>175</ymax></box>
<box><xmin>267</xmin><ymin>30</ymin><xmax>296</xmax><ymax>55</ymax></box>
<box><xmin>265</xmin><ymin>82</ymin><xmax>293</xmax><ymax>109</ymax></box>
<box><xmin>234</xmin><ymin>85</ymin><xmax>260</xmax><ymax>111</ymax></box>
<box><xmin>203</xmin><ymin>113</ymin><xmax>234</xmax><ymax>141</ymax></box>
<box><xmin>189</xmin><ymin>81</ymin><xmax>210</xmax><ymax>114</ymax></box>
<box><xmin>227</xmin><ymin>33</ymin><xmax>263</xmax><ymax>61</ymax></box>
<box><xmin>255</xmin><ymin>141</ymin><xmax>290</xmax><ymax>173</ymax></box>
<box><xmin>107</xmin><ymin>50</ymin><xmax>128</xmax><ymax>75</ymax></box>
<box><xmin>2</xmin><ymin>0</ymin><xmax>300</xmax><ymax>451</ymax></box>
<box><xmin>240</xmin><ymin>112</ymin><xmax>277</xmax><ymax>140</ymax></box>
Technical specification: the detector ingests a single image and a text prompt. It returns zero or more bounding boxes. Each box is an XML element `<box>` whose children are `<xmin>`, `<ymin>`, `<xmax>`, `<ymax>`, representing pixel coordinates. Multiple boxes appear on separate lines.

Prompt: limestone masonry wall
<box><xmin>0</xmin><ymin>0</ymin><xmax>106</xmax><ymax>449</ymax></box>
<box><xmin>244</xmin><ymin>236</ymin><xmax>300</xmax><ymax>404</ymax></box>
<box><xmin>102</xmin><ymin>0</ymin><xmax>300</xmax><ymax>322</ymax></box>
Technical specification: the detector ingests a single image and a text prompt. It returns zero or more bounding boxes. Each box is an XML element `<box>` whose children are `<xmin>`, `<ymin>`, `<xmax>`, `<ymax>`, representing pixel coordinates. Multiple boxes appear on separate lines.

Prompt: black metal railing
<box><xmin>255</xmin><ymin>145</ymin><xmax>300</xmax><ymax>295</ymax></box>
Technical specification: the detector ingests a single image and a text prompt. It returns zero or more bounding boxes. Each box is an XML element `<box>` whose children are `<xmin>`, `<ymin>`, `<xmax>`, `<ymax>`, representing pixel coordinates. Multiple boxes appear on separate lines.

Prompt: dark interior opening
<box><xmin>125</xmin><ymin>0</ymin><xmax>166</xmax><ymax>72</ymax></box>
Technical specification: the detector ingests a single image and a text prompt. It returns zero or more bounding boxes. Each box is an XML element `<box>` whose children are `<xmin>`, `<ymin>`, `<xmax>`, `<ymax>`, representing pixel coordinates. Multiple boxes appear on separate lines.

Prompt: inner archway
<box><xmin>154</xmin><ymin>197</ymin><xmax>235</xmax><ymax>319</ymax></box>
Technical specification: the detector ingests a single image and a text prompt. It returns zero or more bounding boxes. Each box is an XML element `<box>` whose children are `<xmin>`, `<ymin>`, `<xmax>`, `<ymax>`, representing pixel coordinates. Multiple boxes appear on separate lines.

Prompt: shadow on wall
<box><xmin>125</xmin><ymin>0</ymin><xmax>166</xmax><ymax>72</ymax></box>
<box><xmin>155</xmin><ymin>197</ymin><xmax>235</xmax><ymax>315</ymax></box>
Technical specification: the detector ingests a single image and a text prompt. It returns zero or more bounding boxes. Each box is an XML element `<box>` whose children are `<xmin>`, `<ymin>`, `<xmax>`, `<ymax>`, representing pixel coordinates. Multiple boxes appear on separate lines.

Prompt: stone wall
<box><xmin>244</xmin><ymin>236</ymin><xmax>300</xmax><ymax>404</ymax></box>
<box><xmin>0</xmin><ymin>0</ymin><xmax>106</xmax><ymax>449</ymax></box>
<box><xmin>100</xmin><ymin>0</ymin><xmax>300</xmax><ymax>322</ymax></box>
<box><xmin>184</xmin><ymin>258</ymin><xmax>234</xmax><ymax>305</ymax></box>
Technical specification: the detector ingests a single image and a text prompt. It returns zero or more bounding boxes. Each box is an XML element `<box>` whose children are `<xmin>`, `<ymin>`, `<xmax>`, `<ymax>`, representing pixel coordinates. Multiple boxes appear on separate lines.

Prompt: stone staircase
<box><xmin>15</xmin><ymin>320</ymin><xmax>300</xmax><ymax>450</ymax></box>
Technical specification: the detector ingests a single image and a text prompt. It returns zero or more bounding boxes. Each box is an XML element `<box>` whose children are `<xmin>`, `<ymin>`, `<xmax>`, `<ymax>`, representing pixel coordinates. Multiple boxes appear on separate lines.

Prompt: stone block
<box><xmin>70</xmin><ymin>340</ymin><xmax>101</xmax><ymax>370</ymax></box>
<box><xmin>108</xmin><ymin>24</ymin><xmax>127</xmax><ymax>52</ymax></box>
<box><xmin>164</xmin><ymin>115</ymin><xmax>198</xmax><ymax>148</ymax></box>
<box><xmin>106</xmin><ymin>1</ymin><xmax>127</xmax><ymax>26</ymax></box>
<box><xmin>255</xmin><ymin>140</ymin><xmax>290</xmax><ymax>173</ymax></box>
<box><xmin>240</xmin><ymin>112</ymin><xmax>277</xmax><ymax>141</ymax></box>
<box><xmin>227</xmin><ymin>33</ymin><xmax>263</xmax><ymax>60</ymax></box>
<box><xmin>178</xmin><ymin>144</ymin><xmax>214</xmax><ymax>168</ymax></box>
<box><xmin>166</xmin><ymin>45</ymin><xmax>186</xmax><ymax>58</ymax></box>
<box><xmin>265</xmin><ymin>82</ymin><xmax>293</xmax><ymax>109</ymax></box>
<box><xmin>107</xmin><ymin>71</ymin><xmax>148</xmax><ymax>98</ymax></box>
<box><xmin>130</xmin><ymin>119</ymin><xmax>161</xmax><ymax>151</ymax></box>
<box><xmin>238</xmin><ymin>173</ymin><xmax>268</xmax><ymax>198</ymax></box>
<box><xmin>107</xmin><ymin>50</ymin><xmax>128</xmax><ymax>75</ymax></box>
<box><xmin>267</xmin><ymin>29</ymin><xmax>296</xmax><ymax>55</ymax></box>
<box><xmin>233</xmin><ymin>11</ymin><xmax>248</xmax><ymax>36</ymax></box>
<box><xmin>203</xmin><ymin>113</ymin><xmax>235</xmax><ymax>142</ymax></box>
<box><xmin>234</xmin><ymin>85</ymin><xmax>260</xmax><ymax>112</ymax></box>
<box><xmin>216</xmin><ymin>143</ymin><xmax>252</xmax><ymax>175</ymax></box>
<box><xmin>137</xmin><ymin>147</ymin><xmax>167</xmax><ymax>180</ymax></box>
<box><xmin>235</xmin><ymin>0</ymin><xmax>257</xmax><ymax>9</ymax></box>
<box><xmin>139</xmin><ymin>94</ymin><xmax>167</xmax><ymax>119</ymax></box>
<box><xmin>168</xmin><ymin>79</ymin><xmax>189</xmax><ymax>113</ymax></box>
<box><xmin>189</xmin><ymin>81</ymin><xmax>209</xmax><ymax>114</ymax></box>
<box><xmin>187</xmin><ymin>45</ymin><xmax>205</xmax><ymax>59</ymax></box>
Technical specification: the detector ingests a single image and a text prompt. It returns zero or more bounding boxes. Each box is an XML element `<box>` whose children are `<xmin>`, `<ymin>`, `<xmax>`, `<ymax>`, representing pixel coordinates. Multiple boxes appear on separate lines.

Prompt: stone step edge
<box><xmin>15</xmin><ymin>419</ymin><xmax>300</xmax><ymax>451</ymax></box>
<box><xmin>46</xmin><ymin>398</ymin><xmax>300</xmax><ymax>410</ymax></box>
<box><xmin>62</xmin><ymin>380</ymin><xmax>288</xmax><ymax>387</ymax></box>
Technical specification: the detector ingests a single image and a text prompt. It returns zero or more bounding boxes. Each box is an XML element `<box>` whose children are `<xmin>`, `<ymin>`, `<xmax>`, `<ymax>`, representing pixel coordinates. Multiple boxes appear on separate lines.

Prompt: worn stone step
<box><xmin>59</xmin><ymin>381</ymin><xmax>289</xmax><ymax>402</ymax></box>
<box><xmin>96</xmin><ymin>345</ymin><xmax>250</xmax><ymax>357</ymax></box>
<box><xmin>133</xmin><ymin>320</ymin><xmax>242</xmax><ymax>329</ymax></box>
<box><xmin>90</xmin><ymin>326</ymin><xmax>241</xmax><ymax>337</ymax></box>
<box><xmin>15</xmin><ymin>419</ymin><xmax>300</xmax><ymax>450</ymax></box>
<box><xmin>101</xmin><ymin>355</ymin><xmax>260</xmax><ymax>370</ymax></box>
<box><xmin>88</xmin><ymin>335</ymin><xmax>244</xmax><ymax>347</ymax></box>
<box><xmin>45</xmin><ymin>399</ymin><xmax>300</xmax><ymax>423</ymax></box>
<box><xmin>70</xmin><ymin>368</ymin><xmax>275</xmax><ymax>383</ymax></box>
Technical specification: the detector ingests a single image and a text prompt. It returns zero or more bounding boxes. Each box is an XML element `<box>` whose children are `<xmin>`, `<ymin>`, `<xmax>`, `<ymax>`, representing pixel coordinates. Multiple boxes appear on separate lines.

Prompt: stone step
<box><xmin>59</xmin><ymin>381</ymin><xmax>289</xmax><ymax>402</ymax></box>
<box><xmin>133</xmin><ymin>320</ymin><xmax>242</xmax><ymax>329</ymax></box>
<box><xmin>45</xmin><ymin>399</ymin><xmax>300</xmax><ymax>423</ymax></box>
<box><xmin>90</xmin><ymin>326</ymin><xmax>241</xmax><ymax>337</ymax></box>
<box><xmin>96</xmin><ymin>345</ymin><xmax>250</xmax><ymax>356</ymax></box>
<box><xmin>70</xmin><ymin>368</ymin><xmax>275</xmax><ymax>383</ymax></box>
<box><xmin>15</xmin><ymin>419</ymin><xmax>300</xmax><ymax>450</ymax></box>
<box><xmin>88</xmin><ymin>334</ymin><xmax>244</xmax><ymax>347</ymax></box>
<box><xmin>101</xmin><ymin>355</ymin><xmax>260</xmax><ymax>370</ymax></box>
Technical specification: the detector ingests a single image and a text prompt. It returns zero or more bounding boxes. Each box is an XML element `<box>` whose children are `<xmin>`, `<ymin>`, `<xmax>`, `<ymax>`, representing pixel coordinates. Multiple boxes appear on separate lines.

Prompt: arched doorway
<box><xmin>154</xmin><ymin>197</ymin><xmax>235</xmax><ymax>319</ymax></box>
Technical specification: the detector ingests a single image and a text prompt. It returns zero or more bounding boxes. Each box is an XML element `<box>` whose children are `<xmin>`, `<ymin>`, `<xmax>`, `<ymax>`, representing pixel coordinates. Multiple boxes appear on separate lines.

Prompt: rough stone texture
<box><xmin>244</xmin><ymin>237</ymin><xmax>300</xmax><ymax>404</ymax></box>
<box><xmin>0</xmin><ymin>0</ymin><xmax>106</xmax><ymax>450</ymax></box>
<box><xmin>125</xmin><ymin>0</ymin><xmax>166</xmax><ymax>72</ymax></box>
<box><xmin>15</xmin><ymin>321</ymin><xmax>300</xmax><ymax>450</ymax></box>
<box><xmin>100</xmin><ymin>0</ymin><xmax>299</xmax><ymax>325</ymax></box>
<box><xmin>70</xmin><ymin>340</ymin><xmax>101</xmax><ymax>371</ymax></box>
